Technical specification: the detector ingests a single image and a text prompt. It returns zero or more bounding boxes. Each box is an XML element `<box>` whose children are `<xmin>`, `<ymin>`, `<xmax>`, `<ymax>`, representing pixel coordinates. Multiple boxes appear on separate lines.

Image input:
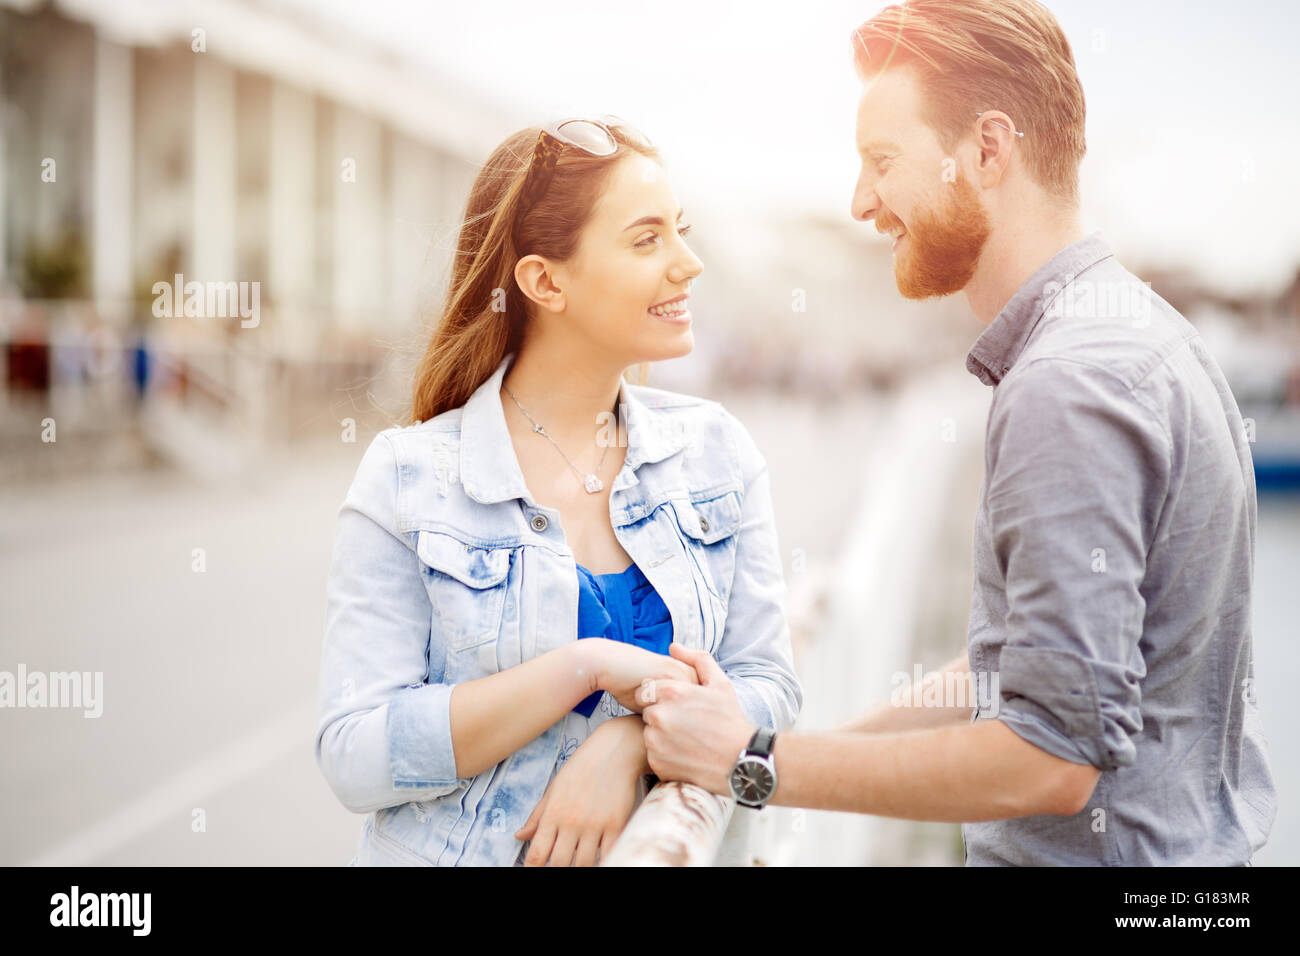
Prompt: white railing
<box><xmin>601</xmin><ymin>780</ymin><xmax>737</xmax><ymax>867</ymax></box>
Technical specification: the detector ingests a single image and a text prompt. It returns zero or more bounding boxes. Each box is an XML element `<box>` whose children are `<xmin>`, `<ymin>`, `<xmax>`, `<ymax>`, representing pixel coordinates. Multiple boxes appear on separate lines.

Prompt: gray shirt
<box><xmin>960</xmin><ymin>233</ymin><xmax>1278</xmax><ymax>865</ymax></box>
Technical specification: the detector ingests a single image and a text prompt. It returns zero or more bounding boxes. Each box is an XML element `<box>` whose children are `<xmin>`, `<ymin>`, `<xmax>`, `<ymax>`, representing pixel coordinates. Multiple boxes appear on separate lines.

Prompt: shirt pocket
<box><xmin>669</xmin><ymin>489</ymin><xmax>743</xmax><ymax>604</ymax></box>
<box><xmin>416</xmin><ymin>530</ymin><xmax>514</xmax><ymax>665</ymax></box>
<box><xmin>668</xmin><ymin>489</ymin><xmax>743</xmax><ymax>653</ymax></box>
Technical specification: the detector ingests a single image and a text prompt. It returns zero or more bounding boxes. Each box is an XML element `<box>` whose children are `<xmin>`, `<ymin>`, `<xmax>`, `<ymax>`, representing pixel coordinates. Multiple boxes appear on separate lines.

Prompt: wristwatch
<box><xmin>728</xmin><ymin>727</ymin><xmax>778</xmax><ymax>809</ymax></box>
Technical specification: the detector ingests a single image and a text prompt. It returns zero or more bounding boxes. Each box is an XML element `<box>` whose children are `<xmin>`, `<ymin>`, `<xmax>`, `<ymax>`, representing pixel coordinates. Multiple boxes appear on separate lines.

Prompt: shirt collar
<box><xmin>459</xmin><ymin>352</ymin><xmax>689</xmax><ymax>505</ymax></box>
<box><xmin>965</xmin><ymin>232</ymin><xmax>1115</xmax><ymax>387</ymax></box>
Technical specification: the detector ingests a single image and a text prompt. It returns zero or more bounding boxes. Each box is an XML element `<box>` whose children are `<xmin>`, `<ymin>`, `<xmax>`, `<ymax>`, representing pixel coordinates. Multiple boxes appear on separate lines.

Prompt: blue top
<box><xmin>571</xmin><ymin>561</ymin><xmax>673</xmax><ymax>717</ymax></box>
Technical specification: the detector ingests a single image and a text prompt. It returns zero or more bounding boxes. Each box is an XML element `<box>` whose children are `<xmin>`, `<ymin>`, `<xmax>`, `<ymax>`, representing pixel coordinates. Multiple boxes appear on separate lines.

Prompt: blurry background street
<box><xmin>1</xmin><ymin>0</ymin><xmax>1297</xmax><ymax>866</ymax></box>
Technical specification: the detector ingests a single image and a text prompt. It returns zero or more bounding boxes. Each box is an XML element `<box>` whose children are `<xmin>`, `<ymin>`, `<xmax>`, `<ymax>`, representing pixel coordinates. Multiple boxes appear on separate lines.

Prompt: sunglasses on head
<box><xmin>511</xmin><ymin>114</ymin><xmax>647</xmax><ymax>250</ymax></box>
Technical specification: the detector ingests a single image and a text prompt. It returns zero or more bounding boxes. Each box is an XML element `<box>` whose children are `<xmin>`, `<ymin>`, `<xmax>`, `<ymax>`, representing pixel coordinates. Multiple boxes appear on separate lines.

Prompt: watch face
<box><xmin>730</xmin><ymin>757</ymin><xmax>775</xmax><ymax>804</ymax></box>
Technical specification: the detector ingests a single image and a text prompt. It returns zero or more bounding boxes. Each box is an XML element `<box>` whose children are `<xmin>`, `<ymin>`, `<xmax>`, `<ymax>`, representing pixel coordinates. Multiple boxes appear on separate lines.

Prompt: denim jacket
<box><xmin>316</xmin><ymin>352</ymin><xmax>804</xmax><ymax>866</ymax></box>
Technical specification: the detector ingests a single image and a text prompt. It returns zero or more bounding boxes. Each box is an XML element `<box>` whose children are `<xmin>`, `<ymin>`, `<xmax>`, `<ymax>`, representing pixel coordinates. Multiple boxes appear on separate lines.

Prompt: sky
<box><xmin>284</xmin><ymin>0</ymin><xmax>1300</xmax><ymax>296</ymax></box>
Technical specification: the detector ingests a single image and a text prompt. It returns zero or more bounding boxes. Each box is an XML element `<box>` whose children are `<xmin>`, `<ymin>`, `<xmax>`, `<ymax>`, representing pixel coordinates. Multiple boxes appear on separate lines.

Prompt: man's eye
<box><xmin>636</xmin><ymin>224</ymin><xmax>693</xmax><ymax>248</ymax></box>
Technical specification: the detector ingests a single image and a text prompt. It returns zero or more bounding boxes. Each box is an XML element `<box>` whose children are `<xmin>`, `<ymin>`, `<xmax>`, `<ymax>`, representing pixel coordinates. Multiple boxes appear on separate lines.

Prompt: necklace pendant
<box><xmin>583</xmin><ymin>474</ymin><xmax>603</xmax><ymax>494</ymax></box>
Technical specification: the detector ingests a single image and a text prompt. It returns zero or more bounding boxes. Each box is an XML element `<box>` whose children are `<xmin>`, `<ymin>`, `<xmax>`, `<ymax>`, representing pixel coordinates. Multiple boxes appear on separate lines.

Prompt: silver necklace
<box><xmin>503</xmin><ymin>384</ymin><xmax>611</xmax><ymax>494</ymax></box>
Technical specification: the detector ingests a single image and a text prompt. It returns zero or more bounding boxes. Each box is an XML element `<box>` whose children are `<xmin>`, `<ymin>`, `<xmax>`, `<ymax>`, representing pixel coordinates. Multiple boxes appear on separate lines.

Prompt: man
<box><xmin>640</xmin><ymin>0</ymin><xmax>1277</xmax><ymax>865</ymax></box>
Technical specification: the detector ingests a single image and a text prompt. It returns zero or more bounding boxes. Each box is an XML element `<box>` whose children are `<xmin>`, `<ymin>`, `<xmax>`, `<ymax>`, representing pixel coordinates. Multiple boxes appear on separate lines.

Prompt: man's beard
<box><xmin>877</xmin><ymin>175</ymin><xmax>991</xmax><ymax>299</ymax></box>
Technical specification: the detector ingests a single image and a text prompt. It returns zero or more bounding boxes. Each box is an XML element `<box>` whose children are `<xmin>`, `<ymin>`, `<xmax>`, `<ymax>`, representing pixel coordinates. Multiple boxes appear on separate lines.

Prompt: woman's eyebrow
<box><xmin>624</xmin><ymin>209</ymin><xmax>685</xmax><ymax>231</ymax></box>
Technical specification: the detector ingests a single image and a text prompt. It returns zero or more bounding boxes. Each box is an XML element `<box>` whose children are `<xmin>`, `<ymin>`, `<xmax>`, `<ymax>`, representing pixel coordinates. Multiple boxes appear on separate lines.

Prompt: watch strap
<box><xmin>747</xmin><ymin>726</ymin><xmax>776</xmax><ymax>758</ymax></box>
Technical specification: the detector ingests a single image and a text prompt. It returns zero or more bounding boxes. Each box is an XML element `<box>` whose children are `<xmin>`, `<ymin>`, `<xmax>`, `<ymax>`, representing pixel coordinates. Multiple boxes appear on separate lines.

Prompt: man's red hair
<box><xmin>852</xmin><ymin>0</ymin><xmax>1087</xmax><ymax>204</ymax></box>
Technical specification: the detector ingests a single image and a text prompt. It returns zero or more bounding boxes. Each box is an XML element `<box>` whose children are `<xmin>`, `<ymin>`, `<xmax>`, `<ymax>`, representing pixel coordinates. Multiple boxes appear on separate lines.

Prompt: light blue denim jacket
<box><xmin>316</xmin><ymin>352</ymin><xmax>803</xmax><ymax>866</ymax></box>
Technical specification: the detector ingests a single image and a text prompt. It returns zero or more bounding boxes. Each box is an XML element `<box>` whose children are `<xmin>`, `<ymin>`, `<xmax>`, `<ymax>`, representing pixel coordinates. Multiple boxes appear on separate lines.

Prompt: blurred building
<box><xmin>0</xmin><ymin>0</ymin><xmax>520</xmax><ymax>478</ymax></box>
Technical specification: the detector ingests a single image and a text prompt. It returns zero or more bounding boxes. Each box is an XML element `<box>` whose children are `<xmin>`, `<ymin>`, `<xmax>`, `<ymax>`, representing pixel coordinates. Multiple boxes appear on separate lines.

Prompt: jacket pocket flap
<box><xmin>416</xmin><ymin>530</ymin><xmax>511</xmax><ymax>588</ymax></box>
<box><xmin>673</xmin><ymin>490</ymin><xmax>742</xmax><ymax>544</ymax></box>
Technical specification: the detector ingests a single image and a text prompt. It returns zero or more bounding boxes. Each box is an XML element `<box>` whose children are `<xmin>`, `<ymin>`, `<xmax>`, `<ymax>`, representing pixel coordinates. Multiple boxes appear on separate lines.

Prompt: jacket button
<box><xmin>530</xmin><ymin>513</ymin><xmax>548</xmax><ymax>532</ymax></box>
<box><xmin>699</xmin><ymin>515</ymin><xmax>709</xmax><ymax>533</ymax></box>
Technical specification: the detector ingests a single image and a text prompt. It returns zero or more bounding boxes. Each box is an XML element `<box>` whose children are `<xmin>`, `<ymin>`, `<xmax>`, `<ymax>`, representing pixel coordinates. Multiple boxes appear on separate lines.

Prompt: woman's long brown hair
<box><xmin>407</xmin><ymin>123</ymin><xmax>660</xmax><ymax>425</ymax></box>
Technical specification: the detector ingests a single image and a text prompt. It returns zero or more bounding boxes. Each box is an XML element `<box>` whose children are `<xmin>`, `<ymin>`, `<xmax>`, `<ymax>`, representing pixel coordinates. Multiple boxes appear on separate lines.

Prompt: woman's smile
<box><xmin>647</xmin><ymin>295</ymin><xmax>691</xmax><ymax>324</ymax></box>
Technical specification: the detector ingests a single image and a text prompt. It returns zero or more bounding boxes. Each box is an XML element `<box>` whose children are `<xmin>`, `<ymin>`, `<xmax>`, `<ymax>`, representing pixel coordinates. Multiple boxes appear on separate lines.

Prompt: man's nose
<box><xmin>851</xmin><ymin>184</ymin><xmax>879</xmax><ymax>223</ymax></box>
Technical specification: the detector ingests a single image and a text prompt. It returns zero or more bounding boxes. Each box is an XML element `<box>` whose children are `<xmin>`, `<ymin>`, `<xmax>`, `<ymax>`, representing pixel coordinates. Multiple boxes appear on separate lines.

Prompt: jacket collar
<box><xmin>459</xmin><ymin>352</ymin><xmax>689</xmax><ymax>505</ymax></box>
<box><xmin>965</xmin><ymin>232</ymin><xmax>1115</xmax><ymax>387</ymax></box>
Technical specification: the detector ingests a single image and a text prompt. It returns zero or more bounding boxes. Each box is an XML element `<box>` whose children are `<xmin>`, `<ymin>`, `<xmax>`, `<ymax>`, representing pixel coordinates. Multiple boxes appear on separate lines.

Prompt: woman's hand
<box><xmin>588</xmin><ymin>638</ymin><xmax>700</xmax><ymax>713</ymax></box>
<box><xmin>515</xmin><ymin>715</ymin><xmax>649</xmax><ymax>866</ymax></box>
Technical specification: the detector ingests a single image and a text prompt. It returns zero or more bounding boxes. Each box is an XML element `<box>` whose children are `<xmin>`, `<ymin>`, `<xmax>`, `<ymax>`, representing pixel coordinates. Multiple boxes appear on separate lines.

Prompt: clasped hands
<box><xmin>515</xmin><ymin>640</ymin><xmax>754</xmax><ymax>866</ymax></box>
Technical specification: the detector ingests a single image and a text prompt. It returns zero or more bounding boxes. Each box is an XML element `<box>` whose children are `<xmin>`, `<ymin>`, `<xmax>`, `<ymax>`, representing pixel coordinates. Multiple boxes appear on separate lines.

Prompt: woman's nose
<box><xmin>678</xmin><ymin>249</ymin><xmax>704</xmax><ymax>280</ymax></box>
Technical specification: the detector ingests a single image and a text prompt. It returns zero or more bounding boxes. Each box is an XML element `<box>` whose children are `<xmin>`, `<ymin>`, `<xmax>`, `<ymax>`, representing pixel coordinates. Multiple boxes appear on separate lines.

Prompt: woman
<box><xmin>315</xmin><ymin>116</ymin><xmax>802</xmax><ymax>866</ymax></box>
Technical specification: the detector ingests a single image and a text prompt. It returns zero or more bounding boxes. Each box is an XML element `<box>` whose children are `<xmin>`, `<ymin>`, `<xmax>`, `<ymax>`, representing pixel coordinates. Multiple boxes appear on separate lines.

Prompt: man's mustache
<box><xmin>875</xmin><ymin>206</ymin><xmax>904</xmax><ymax>236</ymax></box>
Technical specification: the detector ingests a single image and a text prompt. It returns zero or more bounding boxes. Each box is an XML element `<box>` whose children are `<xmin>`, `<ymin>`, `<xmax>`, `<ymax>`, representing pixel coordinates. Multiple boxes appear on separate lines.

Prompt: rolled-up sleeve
<box><xmin>712</xmin><ymin>409</ymin><xmax>805</xmax><ymax>733</ymax></box>
<box><xmin>316</xmin><ymin>431</ymin><xmax>472</xmax><ymax>814</ymax></box>
<box><xmin>981</xmin><ymin>358</ymin><xmax>1169</xmax><ymax>773</ymax></box>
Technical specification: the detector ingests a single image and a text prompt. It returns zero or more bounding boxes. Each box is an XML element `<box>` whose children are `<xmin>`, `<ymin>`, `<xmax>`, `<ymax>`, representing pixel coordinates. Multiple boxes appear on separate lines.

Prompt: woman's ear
<box><xmin>514</xmin><ymin>255</ymin><xmax>565</xmax><ymax>315</ymax></box>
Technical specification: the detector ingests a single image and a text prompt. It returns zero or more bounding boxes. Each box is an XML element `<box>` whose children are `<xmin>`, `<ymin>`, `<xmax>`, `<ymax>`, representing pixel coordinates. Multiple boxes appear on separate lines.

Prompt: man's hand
<box><xmin>640</xmin><ymin>643</ymin><xmax>755</xmax><ymax>796</ymax></box>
